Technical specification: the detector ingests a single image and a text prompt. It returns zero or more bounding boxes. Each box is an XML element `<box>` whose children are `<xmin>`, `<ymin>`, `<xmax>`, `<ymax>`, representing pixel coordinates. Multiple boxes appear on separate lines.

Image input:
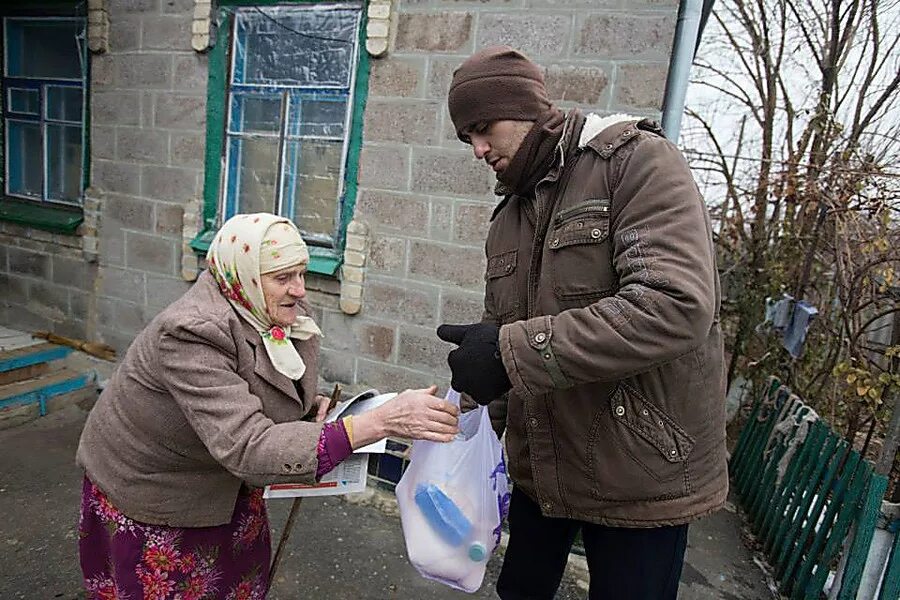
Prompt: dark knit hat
<box><xmin>448</xmin><ymin>46</ymin><xmax>550</xmax><ymax>141</ymax></box>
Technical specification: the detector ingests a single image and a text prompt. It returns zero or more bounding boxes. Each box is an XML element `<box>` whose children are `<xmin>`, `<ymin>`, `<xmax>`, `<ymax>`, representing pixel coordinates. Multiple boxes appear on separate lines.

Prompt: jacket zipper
<box><xmin>528</xmin><ymin>151</ymin><xmax>581</xmax><ymax>318</ymax></box>
<box><xmin>522</xmin><ymin>113</ymin><xmax>583</xmax><ymax>516</ymax></box>
<box><xmin>526</xmin><ymin>136</ymin><xmax>564</xmax><ymax>319</ymax></box>
<box><xmin>554</xmin><ymin>199</ymin><xmax>611</xmax><ymax>224</ymax></box>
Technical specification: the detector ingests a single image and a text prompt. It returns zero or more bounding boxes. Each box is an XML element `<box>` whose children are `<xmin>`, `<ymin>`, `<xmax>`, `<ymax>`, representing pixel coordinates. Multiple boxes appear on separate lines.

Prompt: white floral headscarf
<box><xmin>207</xmin><ymin>213</ymin><xmax>322</xmax><ymax>379</ymax></box>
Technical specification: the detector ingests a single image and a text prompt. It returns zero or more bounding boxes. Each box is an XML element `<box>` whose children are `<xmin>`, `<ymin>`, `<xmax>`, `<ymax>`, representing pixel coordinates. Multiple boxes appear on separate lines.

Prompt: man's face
<box><xmin>463</xmin><ymin>120</ymin><xmax>533</xmax><ymax>175</ymax></box>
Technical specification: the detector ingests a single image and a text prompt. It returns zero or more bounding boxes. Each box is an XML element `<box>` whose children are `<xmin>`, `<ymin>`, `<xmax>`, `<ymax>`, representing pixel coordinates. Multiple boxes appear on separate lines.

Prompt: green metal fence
<box><xmin>731</xmin><ymin>376</ymin><xmax>898</xmax><ymax>599</ymax></box>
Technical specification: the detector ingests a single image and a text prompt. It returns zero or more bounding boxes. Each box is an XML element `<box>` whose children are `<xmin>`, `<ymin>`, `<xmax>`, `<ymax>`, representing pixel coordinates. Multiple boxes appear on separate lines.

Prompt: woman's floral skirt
<box><xmin>78</xmin><ymin>476</ymin><xmax>271</xmax><ymax>600</ymax></box>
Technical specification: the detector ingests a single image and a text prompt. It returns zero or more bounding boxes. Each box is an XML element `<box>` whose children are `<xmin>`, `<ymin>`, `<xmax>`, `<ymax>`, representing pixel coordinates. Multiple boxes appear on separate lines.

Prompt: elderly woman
<box><xmin>76</xmin><ymin>213</ymin><xmax>459</xmax><ymax>599</ymax></box>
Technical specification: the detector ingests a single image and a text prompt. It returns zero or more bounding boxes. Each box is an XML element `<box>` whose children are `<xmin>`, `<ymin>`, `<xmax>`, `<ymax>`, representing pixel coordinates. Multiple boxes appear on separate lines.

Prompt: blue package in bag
<box><xmin>396</xmin><ymin>389</ymin><xmax>510</xmax><ymax>593</ymax></box>
<box><xmin>415</xmin><ymin>483</ymin><xmax>473</xmax><ymax>546</ymax></box>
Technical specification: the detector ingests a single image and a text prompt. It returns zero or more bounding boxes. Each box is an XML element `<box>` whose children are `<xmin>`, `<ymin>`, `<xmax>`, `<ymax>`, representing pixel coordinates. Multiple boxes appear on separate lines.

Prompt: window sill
<box><xmin>0</xmin><ymin>198</ymin><xmax>83</xmax><ymax>235</ymax></box>
<box><xmin>189</xmin><ymin>228</ymin><xmax>342</xmax><ymax>277</ymax></box>
<box><xmin>188</xmin><ymin>228</ymin><xmax>216</xmax><ymax>253</ymax></box>
<box><xmin>307</xmin><ymin>248</ymin><xmax>342</xmax><ymax>277</ymax></box>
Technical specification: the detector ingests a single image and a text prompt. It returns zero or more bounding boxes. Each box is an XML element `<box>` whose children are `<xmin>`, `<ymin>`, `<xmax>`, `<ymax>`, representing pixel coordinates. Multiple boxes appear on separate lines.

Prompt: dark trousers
<box><xmin>496</xmin><ymin>487</ymin><xmax>689</xmax><ymax>600</ymax></box>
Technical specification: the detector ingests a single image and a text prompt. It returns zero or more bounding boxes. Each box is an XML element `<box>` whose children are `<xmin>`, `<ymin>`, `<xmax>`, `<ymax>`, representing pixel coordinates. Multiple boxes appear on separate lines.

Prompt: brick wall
<box><xmin>0</xmin><ymin>0</ymin><xmax>677</xmax><ymax>391</ymax></box>
<box><xmin>86</xmin><ymin>0</ymin><xmax>203</xmax><ymax>350</ymax></box>
<box><xmin>0</xmin><ymin>0</ymin><xmax>201</xmax><ymax>350</ymax></box>
<box><xmin>319</xmin><ymin>0</ymin><xmax>677</xmax><ymax>393</ymax></box>
<box><xmin>0</xmin><ymin>224</ymin><xmax>95</xmax><ymax>339</ymax></box>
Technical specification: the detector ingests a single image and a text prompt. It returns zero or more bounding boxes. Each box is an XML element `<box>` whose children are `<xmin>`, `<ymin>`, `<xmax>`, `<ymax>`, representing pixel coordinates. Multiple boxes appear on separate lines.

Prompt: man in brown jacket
<box><xmin>436</xmin><ymin>46</ymin><xmax>728</xmax><ymax>599</ymax></box>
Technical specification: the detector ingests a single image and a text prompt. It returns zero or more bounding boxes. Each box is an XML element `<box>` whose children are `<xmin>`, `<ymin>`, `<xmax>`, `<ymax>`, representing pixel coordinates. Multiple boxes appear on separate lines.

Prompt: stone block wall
<box><xmin>0</xmin><ymin>0</ymin><xmax>201</xmax><ymax>351</ymax></box>
<box><xmin>86</xmin><ymin>0</ymin><xmax>203</xmax><ymax>350</ymax></box>
<box><xmin>320</xmin><ymin>0</ymin><xmax>678</xmax><ymax>392</ymax></box>
<box><xmin>0</xmin><ymin>225</ymin><xmax>95</xmax><ymax>340</ymax></box>
<box><xmin>1</xmin><ymin>0</ymin><xmax>677</xmax><ymax>392</ymax></box>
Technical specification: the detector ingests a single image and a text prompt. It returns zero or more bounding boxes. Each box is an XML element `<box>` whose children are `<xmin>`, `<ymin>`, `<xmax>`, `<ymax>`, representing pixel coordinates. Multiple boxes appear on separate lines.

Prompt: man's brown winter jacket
<box><xmin>485</xmin><ymin>110</ymin><xmax>728</xmax><ymax>527</ymax></box>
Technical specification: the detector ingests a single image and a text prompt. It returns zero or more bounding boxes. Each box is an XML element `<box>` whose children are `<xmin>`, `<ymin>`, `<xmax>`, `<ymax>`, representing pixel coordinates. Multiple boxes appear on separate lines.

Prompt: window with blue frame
<box><xmin>223</xmin><ymin>3</ymin><xmax>362</xmax><ymax>251</ymax></box>
<box><xmin>2</xmin><ymin>16</ymin><xmax>86</xmax><ymax>205</ymax></box>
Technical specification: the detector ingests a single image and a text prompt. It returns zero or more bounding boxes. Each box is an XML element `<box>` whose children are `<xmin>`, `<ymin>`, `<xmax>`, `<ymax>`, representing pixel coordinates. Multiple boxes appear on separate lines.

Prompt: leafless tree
<box><xmin>684</xmin><ymin>0</ymin><xmax>900</xmax><ymax>492</ymax></box>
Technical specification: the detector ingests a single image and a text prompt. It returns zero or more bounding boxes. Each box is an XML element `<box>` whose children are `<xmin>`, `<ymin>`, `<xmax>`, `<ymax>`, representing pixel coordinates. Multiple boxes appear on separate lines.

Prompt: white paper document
<box><xmin>325</xmin><ymin>389</ymin><xmax>397</xmax><ymax>453</ymax></box>
<box><xmin>263</xmin><ymin>388</ymin><xmax>397</xmax><ymax>498</ymax></box>
<box><xmin>264</xmin><ymin>453</ymin><xmax>369</xmax><ymax>498</ymax></box>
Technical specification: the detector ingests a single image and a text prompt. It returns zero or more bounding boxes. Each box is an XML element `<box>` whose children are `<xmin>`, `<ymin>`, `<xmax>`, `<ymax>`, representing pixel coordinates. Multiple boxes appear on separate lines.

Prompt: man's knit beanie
<box><xmin>448</xmin><ymin>45</ymin><xmax>550</xmax><ymax>141</ymax></box>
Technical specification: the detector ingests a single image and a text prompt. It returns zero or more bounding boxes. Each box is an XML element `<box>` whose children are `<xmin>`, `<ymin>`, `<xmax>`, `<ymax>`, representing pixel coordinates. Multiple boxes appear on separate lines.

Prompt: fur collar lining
<box><xmin>578</xmin><ymin>113</ymin><xmax>640</xmax><ymax>148</ymax></box>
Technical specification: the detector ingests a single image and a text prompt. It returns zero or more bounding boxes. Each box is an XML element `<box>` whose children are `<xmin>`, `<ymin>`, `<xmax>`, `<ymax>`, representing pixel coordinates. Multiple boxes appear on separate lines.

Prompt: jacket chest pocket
<box><xmin>486</xmin><ymin>248</ymin><xmax>521</xmax><ymax>324</ymax></box>
<box><xmin>547</xmin><ymin>199</ymin><xmax>616</xmax><ymax>306</ymax></box>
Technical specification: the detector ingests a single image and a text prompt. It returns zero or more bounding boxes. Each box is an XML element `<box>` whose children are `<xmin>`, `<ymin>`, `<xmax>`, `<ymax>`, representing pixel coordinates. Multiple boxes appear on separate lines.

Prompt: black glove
<box><xmin>436</xmin><ymin>323</ymin><xmax>511</xmax><ymax>405</ymax></box>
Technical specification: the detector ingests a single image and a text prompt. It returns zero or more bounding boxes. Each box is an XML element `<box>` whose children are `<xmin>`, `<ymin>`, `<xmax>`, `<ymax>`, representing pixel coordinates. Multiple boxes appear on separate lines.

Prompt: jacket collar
<box><xmin>582</xmin><ymin>113</ymin><xmax>643</xmax><ymax>159</ymax></box>
<box><xmin>489</xmin><ymin>111</ymin><xmax>642</xmax><ymax>221</ymax></box>
<box><xmin>491</xmin><ymin>109</ymin><xmax>583</xmax><ymax>221</ymax></box>
<box><xmin>250</xmin><ymin>331</ymin><xmax>304</xmax><ymax>403</ymax></box>
<box><xmin>578</xmin><ymin>113</ymin><xmax>639</xmax><ymax>147</ymax></box>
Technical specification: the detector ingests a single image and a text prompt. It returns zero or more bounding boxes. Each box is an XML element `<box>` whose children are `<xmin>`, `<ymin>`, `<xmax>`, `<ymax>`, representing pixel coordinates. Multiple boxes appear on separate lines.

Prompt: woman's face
<box><xmin>260</xmin><ymin>264</ymin><xmax>307</xmax><ymax>327</ymax></box>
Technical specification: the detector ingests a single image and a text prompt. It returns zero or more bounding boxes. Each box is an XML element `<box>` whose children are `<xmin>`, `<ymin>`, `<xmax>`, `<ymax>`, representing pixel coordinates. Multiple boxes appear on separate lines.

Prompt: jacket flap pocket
<box><xmin>486</xmin><ymin>249</ymin><xmax>518</xmax><ymax>280</ymax></box>
<box><xmin>549</xmin><ymin>215</ymin><xmax>609</xmax><ymax>249</ymax></box>
<box><xmin>611</xmin><ymin>384</ymin><xmax>695</xmax><ymax>463</ymax></box>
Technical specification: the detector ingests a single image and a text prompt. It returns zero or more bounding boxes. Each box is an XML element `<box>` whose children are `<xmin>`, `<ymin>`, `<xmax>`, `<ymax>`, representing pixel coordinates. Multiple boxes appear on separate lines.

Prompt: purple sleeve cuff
<box><xmin>315</xmin><ymin>420</ymin><xmax>353</xmax><ymax>480</ymax></box>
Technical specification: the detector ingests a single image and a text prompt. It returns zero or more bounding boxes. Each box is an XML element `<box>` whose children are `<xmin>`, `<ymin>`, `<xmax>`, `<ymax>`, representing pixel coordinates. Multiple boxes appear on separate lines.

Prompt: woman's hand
<box><xmin>351</xmin><ymin>385</ymin><xmax>459</xmax><ymax>449</ymax></box>
<box><xmin>313</xmin><ymin>394</ymin><xmax>332</xmax><ymax>422</ymax></box>
<box><xmin>380</xmin><ymin>385</ymin><xmax>460</xmax><ymax>441</ymax></box>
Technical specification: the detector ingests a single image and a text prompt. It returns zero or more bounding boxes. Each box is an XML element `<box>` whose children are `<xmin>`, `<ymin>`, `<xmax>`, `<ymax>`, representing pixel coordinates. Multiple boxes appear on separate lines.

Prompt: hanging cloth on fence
<box><xmin>774</xmin><ymin>409</ymin><xmax>818</xmax><ymax>485</ymax></box>
<box><xmin>764</xmin><ymin>397</ymin><xmax>819</xmax><ymax>487</ymax></box>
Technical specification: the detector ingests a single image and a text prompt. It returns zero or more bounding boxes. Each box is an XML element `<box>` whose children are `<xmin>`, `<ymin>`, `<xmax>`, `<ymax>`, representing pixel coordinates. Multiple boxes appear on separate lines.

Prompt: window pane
<box><xmin>283</xmin><ymin>139</ymin><xmax>342</xmax><ymax>242</ymax></box>
<box><xmin>227</xmin><ymin>137</ymin><xmax>280</xmax><ymax>216</ymax></box>
<box><xmin>47</xmin><ymin>124</ymin><xmax>82</xmax><ymax>203</ymax></box>
<box><xmin>46</xmin><ymin>86</ymin><xmax>83</xmax><ymax>122</ymax></box>
<box><xmin>234</xmin><ymin>6</ymin><xmax>359</xmax><ymax>87</ymax></box>
<box><xmin>296</xmin><ymin>98</ymin><xmax>347</xmax><ymax>138</ymax></box>
<box><xmin>230</xmin><ymin>93</ymin><xmax>281</xmax><ymax>134</ymax></box>
<box><xmin>6</xmin><ymin>120</ymin><xmax>42</xmax><ymax>198</ymax></box>
<box><xmin>5</xmin><ymin>19</ymin><xmax>83</xmax><ymax>79</ymax></box>
<box><xmin>8</xmin><ymin>88</ymin><xmax>38</xmax><ymax>114</ymax></box>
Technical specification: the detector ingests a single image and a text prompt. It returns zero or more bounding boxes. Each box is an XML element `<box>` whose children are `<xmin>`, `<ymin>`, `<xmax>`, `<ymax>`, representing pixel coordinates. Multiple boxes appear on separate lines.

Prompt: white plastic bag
<box><xmin>395</xmin><ymin>389</ymin><xmax>510</xmax><ymax>593</ymax></box>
